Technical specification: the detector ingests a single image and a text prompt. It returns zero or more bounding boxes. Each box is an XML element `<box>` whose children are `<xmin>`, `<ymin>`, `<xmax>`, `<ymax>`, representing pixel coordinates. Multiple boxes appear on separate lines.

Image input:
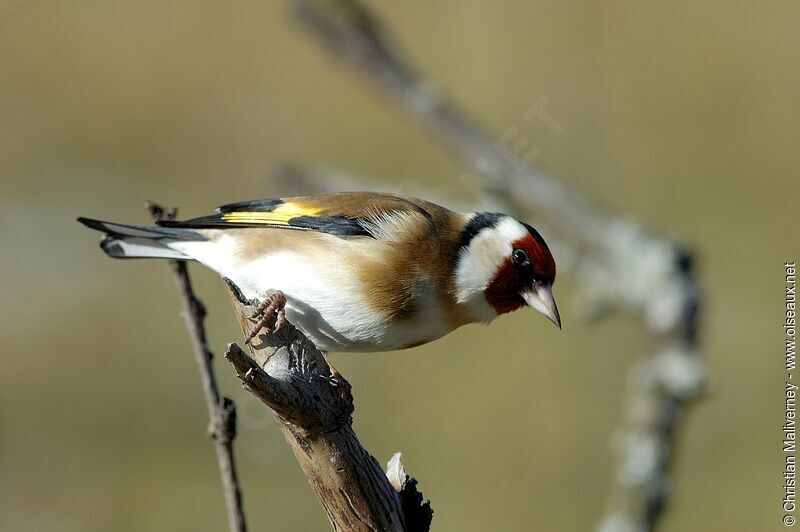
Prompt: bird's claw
<box><xmin>244</xmin><ymin>291</ymin><xmax>287</xmax><ymax>344</ymax></box>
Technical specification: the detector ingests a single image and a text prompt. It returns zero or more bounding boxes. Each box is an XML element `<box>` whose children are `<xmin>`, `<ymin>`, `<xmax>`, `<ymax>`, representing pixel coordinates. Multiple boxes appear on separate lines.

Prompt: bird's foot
<box><xmin>243</xmin><ymin>291</ymin><xmax>287</xmax><ymax>344</ymax></box>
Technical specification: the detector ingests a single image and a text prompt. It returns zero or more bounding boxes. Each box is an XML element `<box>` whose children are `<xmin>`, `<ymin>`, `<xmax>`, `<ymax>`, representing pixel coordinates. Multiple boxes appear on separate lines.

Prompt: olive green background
<box><xmin>1</xmin><ymin>2</ymin><xmax>795</xmax><ymax>531</ymax></box>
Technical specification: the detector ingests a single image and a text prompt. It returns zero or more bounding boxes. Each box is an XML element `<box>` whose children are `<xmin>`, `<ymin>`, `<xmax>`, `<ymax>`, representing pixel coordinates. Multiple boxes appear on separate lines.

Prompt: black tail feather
<box><xmin>78</xmin><ymin>217</ymin><xmax>203</xmax><ymax>259</ymax></box>
<box><xmin>77</xmin><ymin>217</ymin><xmax>204</xmax><ymax>241</ymax></box>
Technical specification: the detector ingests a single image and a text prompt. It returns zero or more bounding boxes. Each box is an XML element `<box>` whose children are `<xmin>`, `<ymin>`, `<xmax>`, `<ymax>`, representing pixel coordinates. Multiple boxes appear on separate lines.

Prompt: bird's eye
<box><xmin>512</xmin><ymin>248</ymin><xmax>529</xmax><ymax>266</ymax></box>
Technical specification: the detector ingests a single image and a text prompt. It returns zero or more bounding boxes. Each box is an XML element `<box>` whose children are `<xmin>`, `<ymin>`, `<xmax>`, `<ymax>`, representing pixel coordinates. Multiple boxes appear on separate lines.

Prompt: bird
<box><xmin>78</xmin><ymin>192</ymin><xmax>560</xmax><ymax>352</ymax></box>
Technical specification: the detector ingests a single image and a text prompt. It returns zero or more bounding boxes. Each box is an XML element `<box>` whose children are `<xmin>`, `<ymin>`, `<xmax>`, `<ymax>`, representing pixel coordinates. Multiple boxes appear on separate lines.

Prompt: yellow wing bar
<box><xmin>220</xmin><ymin>203</ymin><xmax>324</xmax><ymax>225</ymax></box>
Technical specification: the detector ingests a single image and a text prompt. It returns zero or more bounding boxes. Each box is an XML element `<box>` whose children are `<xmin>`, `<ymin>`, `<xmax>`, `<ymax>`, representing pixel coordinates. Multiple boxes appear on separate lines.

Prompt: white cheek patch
<box><xmin>454</xmin><ymin>216</ymin><xmax>529</xmax><ymax>320</ymax></box>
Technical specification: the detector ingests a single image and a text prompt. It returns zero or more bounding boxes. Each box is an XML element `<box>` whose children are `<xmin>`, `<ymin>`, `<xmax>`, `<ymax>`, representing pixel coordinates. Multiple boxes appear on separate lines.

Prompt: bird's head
<box><xmin>454</xmin><ymin>212</ymin><xmax>560</xmax><ymax>328</ymax></box>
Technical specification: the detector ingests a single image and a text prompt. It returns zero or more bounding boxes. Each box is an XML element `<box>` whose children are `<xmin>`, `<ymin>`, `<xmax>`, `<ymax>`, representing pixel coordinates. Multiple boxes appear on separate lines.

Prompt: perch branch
<box><xmin>290</xmin><ymin>2</ymin><xmax>707</xmax><ymax>530</ymax></box>
<box><xmin>223</xmin><ymin>281</ymin><xmax>432</xmax><ymax>531</ymax></box>
<box><xmin>146</xmin><ymin>202</ymin><xmax>247</xmax><ymax>532</ymax></box>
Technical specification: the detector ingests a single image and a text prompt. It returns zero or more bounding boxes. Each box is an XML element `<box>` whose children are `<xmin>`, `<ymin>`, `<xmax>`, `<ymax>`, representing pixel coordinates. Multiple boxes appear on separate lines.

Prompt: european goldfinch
<box><xmin>78</xmin><ymin>192</ymin><xmax>560</xmax><ymax>352</ymax></box>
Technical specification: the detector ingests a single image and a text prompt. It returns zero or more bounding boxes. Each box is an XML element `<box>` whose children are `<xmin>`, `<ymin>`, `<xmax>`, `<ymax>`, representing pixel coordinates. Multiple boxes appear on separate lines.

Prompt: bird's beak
<box><xmin>522</xmin><ymin>284</ymin><xmax>561</xmax><ymax>329</ymax></box>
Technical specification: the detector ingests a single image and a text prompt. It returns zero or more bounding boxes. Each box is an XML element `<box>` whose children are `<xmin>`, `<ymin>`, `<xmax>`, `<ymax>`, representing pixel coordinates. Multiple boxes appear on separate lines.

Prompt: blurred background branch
<box><xmin>147</xmin><ymin>202</ymin><xmax>247</xmax><ymax>532</ymax></box>
<box><xmin>290</xmin><ymin>1</ymin><xmax>707</xmax><ymax>530</ymax></box>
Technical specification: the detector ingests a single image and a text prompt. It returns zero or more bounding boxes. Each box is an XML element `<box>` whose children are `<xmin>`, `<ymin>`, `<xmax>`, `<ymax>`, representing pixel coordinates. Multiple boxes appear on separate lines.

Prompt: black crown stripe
<box><xmin>457</xmin><ymin>212</ymin><xmax>505</xmax><ymax>251</ymax></box>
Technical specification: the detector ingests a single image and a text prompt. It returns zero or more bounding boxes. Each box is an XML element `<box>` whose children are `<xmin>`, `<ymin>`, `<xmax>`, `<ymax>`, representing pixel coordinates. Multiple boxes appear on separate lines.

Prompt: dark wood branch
<box><xmin>386</xmin><ymin>453</ymin><xmax>434</xmax><ymax>531</ymax></box>
<box><xmin>289</xmin><ymin>2</ymin><xmax>707</xmax><ymax>530</ymax></box>
<box><xmin>223</xmin><ymin>282</ymin><xmax>432</xmax><ymax>532</ymax></box>
<box><xmin>146</xmin><ymin>202</ymin><xmax>247</xmax><ymax>532</ymax></box>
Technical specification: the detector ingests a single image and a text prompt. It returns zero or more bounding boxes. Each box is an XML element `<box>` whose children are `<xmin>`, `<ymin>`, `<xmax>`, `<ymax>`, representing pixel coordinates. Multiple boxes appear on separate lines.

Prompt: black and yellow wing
<box><xmin>158</xmin><ymin>192</ymin><xmax>441</xmax><ymax>240</ymax></box>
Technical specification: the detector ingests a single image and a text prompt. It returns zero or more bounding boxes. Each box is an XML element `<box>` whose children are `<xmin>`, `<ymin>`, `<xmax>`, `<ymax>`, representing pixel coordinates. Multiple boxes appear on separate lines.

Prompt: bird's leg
<box><xmin>243</xmin><ymin>291</ymin><xmax>287</xmax><ymax>344</ymax></box>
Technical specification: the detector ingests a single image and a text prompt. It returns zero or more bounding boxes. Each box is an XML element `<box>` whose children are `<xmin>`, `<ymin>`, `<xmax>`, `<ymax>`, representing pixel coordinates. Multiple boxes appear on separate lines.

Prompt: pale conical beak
<box><xmin>522</xmin><ymin>285</ymin><xmax>561</xmax><ymax>329</ymax></box>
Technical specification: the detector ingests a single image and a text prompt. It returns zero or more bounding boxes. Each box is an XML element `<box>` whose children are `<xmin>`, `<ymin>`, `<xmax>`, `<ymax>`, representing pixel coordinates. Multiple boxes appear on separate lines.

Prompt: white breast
<box><xmin>171</xmin><ymin>235</ymin><xmax>450</xmax><ymax>352</ymax></box>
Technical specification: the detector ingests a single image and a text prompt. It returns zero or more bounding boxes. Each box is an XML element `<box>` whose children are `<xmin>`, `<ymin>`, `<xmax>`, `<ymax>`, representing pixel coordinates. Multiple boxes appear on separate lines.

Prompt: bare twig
<box><xmin>290</xmin><ymin>2</ymin><xmax>707</xmax><ymax>530</ymax></box>
<box><xmin>223</xmin><ymin>281</ymin><xmax>432</xmax><ymax>531</ymax></box>
<box><xmin>146</xmin><ymin>202</ymin><xmax>247</xmax><ymax>532</ymax></box>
